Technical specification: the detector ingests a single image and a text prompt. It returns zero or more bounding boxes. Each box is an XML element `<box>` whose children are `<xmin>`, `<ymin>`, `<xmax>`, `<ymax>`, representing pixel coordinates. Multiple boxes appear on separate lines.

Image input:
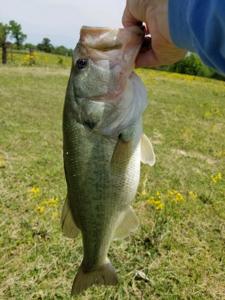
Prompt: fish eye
<box><xmin>76</xmin><ymin>58</ymin><xmax>89</xmax><ymax>70</ymax></box>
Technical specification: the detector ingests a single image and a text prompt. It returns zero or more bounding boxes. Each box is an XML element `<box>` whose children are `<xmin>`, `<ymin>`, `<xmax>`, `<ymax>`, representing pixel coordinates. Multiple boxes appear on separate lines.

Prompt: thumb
<box><xmin>122</xmin><ymin>4</ymin><xmax>139</xmax><ymax>27</ymax></box>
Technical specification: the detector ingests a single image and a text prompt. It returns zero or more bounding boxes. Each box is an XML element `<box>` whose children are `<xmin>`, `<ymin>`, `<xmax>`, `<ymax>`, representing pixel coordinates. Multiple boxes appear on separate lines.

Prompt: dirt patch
<box><xmin>172</xmin><ymin>149</ymin><xmax>217</xmax><ymax>165</ymax></box>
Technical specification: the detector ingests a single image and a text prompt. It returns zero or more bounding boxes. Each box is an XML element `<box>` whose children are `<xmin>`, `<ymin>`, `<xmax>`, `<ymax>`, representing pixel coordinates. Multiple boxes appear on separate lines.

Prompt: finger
<box><xmin>135</xmin><ymin>49</ymin><xmax>159</xmax><ymax>68</ymax></box>
<box><xmin>135</xmin><ymin>36</ymin><xmax>159</xmax><ymax>67</ymax></box>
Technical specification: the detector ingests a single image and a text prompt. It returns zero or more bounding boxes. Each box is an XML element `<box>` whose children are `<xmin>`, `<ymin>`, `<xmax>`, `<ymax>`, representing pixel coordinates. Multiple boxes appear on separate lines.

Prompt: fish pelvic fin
<box><xmin>61</xmin><ymin>197</ymin><xmax>80</xmax><ymax>238</ymax></box>
<box><xmin>71</xmin><ymin>261</ymin><xmax>118</xmax><ymax>295</ymax></box>
<box><xmin>141</xmin><ymin>134</ymin><xmax>156</xmax><ymax>166</ymax></box>
<box><xmin>113</xmin><ymin>206</ymin><xmax>139</xmax><ymax>240</ymax></box>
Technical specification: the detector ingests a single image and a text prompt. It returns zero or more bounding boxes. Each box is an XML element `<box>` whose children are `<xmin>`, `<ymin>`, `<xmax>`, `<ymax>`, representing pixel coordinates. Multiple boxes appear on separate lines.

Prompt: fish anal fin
<box><xmin>61</xmin><ymin>197</ymin><xmax>80</xmax><ymax>239</ymax></box>
<box><xmin>71</xmin><ymin>261</ymin><xmax>118</xmax><ymax>295</ymax></box>
<box><xmin>141</xmin><ymin>134</ymin><xmax>155</xmax><ymax>166</ymax></box>
<box><xmin>113</xmin><ymin>207</ymin><xmax>139</xmax><ymax>240</ymax></box>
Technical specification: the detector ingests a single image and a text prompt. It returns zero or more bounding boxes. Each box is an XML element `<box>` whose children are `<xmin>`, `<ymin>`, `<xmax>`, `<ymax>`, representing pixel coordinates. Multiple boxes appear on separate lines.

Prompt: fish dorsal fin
<box><xmin>61</xmin><ymin>197</ymin><xmax>80</xmax><ymax>238</ymax></box>
<box><xmin>113</xmin><ymin>206</ymin><xmax>139</xmax><ymax>240</ymax></box>
<box><xmin>141</xmin><ymin>134</ymin><xmax>155</xmax><ymax>166</ymax></box>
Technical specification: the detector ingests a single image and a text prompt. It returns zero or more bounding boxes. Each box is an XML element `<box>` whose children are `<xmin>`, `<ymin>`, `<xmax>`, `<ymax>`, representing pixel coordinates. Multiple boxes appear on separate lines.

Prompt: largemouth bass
<box><xmin>61</xmin><ymin>25</ymin><xmax>155</xmax><ymax>295</ymax></box>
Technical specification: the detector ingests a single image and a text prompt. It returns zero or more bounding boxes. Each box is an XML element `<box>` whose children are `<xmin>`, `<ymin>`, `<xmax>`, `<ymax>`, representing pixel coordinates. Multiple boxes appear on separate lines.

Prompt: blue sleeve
<box><xmin>169</xmin><ymin>0</ymin><xmax>225</xmax><ymax>74</ymax></box>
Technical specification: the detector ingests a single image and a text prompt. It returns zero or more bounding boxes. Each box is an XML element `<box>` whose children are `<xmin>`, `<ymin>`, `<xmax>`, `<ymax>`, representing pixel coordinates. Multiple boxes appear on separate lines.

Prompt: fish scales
<box><xmin>61</xmin><ymin>26</ymin><xmax>155</xmax><ymax>295</ymax></box>
<box><xmin>63</xmin><ymin>118</ymin><xmax>140</xmax><ymax>264</ymax></box>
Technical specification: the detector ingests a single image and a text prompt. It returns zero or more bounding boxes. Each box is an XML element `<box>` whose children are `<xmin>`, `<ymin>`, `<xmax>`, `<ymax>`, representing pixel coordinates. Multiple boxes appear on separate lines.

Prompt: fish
<box><xmin>61</xmin><ymin>25</ymin><xmax>155</xmax><ymax>295</ymax></box>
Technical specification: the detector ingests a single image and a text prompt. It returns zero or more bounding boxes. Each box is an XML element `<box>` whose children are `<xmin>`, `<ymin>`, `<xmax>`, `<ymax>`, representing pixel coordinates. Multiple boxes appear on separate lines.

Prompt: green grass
<box><xmin>0</xmin><ymin>48</ymin><xmax>72</xmax><ymax>68</ymax></box>
<box><xmin>0</xmin><ymin>65</ymin><xmax>225</xmax><ymax>299</ymax></box>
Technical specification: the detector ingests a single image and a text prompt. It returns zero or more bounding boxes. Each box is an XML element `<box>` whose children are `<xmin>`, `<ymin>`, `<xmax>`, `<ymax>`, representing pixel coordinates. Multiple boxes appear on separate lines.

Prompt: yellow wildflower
<box><xmin>36</xmin><ymin>206</ymin><xmax>45</xmax><ymax>214</ymax></box>
<box><xmin>167</xmin><ymin>190</ymin><xmax>185</xmax><ymax>202</ymax></box>
<box><xmin>30</xmin><ymin>187</ymin><xmax>41</xmax><ymax>196</ymax></box>
<box><xmin>175</xmin><ymin>192</ymin><xmax>184</xmax><ymax>202</ymax></box>
<box><xmin>156</xmin><ymin>202</ymin><xmax>164</xmax><ymax>210</ymax></box>
<box><xmin>23</xmin><ymin>52</ymin><xmax>36</xmax><ymax>65</ymax></box>
<box><xmin>46</xmin><ymin>197</ymin><xmax>59</xmax><ymax>207</ymax></box>
<box><xmin>39</xmin><ymin>197</ymin><xmax>59</xmax><ymax>208</ymax></box>
<box><xmin>39</xmin><ymin>199</ymin><xmax>48</xmax><ymax>206</ymax></box>
<box><xmin>211</xmin><ymin>172</ymin><xmax>222</xmax><ymax>184</ymax></box>
<box><xmin>147</xmin><ymin>198</ymin><xmax>164</xmax><ymax>210</ymax></box>
<box><xmin>188</xmin><ymin>191</ymin><xmax>198</xmax><ymax>200</ymax></box>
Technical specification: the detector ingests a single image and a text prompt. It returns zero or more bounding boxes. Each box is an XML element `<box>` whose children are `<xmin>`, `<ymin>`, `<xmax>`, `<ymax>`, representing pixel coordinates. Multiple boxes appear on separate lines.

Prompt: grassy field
<box><xmin>0</xmin><ymin>64</ymin><xmax>225</xmax><ymax>299</ymax></box>
<box><xmin>0</xmin><ymin>48</ymin><xmax>72</xmax><ymax>68</ymax></box>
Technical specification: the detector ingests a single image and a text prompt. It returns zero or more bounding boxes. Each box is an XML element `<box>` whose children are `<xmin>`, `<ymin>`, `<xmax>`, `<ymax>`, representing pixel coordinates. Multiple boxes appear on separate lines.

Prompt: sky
<box><xmin>0</xmin><ymin>0</ymin><xmax>126</xmax><ymax>48</ymax></box>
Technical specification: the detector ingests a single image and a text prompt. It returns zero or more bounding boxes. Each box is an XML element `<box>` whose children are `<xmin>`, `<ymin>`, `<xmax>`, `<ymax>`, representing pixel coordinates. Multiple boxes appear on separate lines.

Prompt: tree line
<box><xmin>0</xmin><ymin>20</ymin><xmax>73</xmax><ymax>64</ymax></box>
<box><xmin>1</xmin><ymin>20</ymin><xmax>224</xmax><ymax>80</ymax></box>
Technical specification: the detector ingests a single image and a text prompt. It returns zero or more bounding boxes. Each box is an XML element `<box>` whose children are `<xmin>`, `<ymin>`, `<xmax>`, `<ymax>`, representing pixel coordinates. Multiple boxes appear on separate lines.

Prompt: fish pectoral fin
<box><xmin>111</xmin><ymin>125</ymin><xmax>136</xmax><ymax>167</ymax></box>
<box><xmin>141</xmin><ymin>134</ymin><xmax>156</xmax><ymax>166</ymax></box>
<box><xmin>113</xmin><ymin>207</ymin><xmax>139</xmax><ymax>240</ymax></box>
<box><xmin>61</xmin><ymin>197</ymin><xmax>80</xmax><ymax>239</ymax></box>
<box><xmin>111</xmin><ymin>138</ymin><xmax>132</xmax><ymax>169</ymax></box>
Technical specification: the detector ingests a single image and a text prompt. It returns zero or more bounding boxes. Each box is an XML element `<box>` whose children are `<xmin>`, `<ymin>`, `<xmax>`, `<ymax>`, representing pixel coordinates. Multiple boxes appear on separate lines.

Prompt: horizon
<box><xmin>0</xmin><ymin>0</ymin><xmax>126</xmax><ymax>48</ymax></box>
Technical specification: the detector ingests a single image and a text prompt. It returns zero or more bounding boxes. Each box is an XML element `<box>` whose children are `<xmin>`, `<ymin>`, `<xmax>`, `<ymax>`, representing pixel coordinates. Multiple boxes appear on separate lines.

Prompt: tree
<box><xmin>0</xmin><ymin>23</ymin><xmax>10</xmax><ymax>64</ymax></box>
<box><xmin>24</xmin><ymin>43</ymin><xmax>36</xmax><ymax>50</ymax></box>
<box><xmin>37</xmin><ymin>37</ymin><xmax>53</xmax><ymax>53</ymax></box>
<box><xmin>9</xmin><ymin>20</ymin><xmax>27</xmax><ymax>49</ymax></box>
<box><xmin>53</xmin><ymin>45</ymin><xmax>73</xmax><ymax>57</ymax></box>
<box><xmin>53</xmin><ymin>45</ymin><xmax>68</xmax><ymax>56</ymax></box>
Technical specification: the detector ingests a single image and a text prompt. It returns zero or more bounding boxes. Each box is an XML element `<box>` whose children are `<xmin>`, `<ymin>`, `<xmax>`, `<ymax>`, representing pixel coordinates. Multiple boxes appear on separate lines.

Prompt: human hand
<box><xmin>122</xmin><ymin>0</ymin><xmax>187</xmax><ymax>67</ymax></box>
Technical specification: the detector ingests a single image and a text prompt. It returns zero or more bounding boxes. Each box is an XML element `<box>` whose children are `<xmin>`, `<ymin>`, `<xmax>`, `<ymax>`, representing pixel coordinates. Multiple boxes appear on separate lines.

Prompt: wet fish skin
<box><xmin>61</xmin><ymin>25</ymin><xmax>155</xmax><ymax>295</ymax></box>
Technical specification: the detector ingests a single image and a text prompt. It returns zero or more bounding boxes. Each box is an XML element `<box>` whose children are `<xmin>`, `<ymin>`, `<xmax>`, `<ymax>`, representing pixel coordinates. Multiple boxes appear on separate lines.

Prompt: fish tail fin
<box><xmin>71</xmin><ymin>261</ymin><xmax>118</xmax><ymax>295</ymax></box>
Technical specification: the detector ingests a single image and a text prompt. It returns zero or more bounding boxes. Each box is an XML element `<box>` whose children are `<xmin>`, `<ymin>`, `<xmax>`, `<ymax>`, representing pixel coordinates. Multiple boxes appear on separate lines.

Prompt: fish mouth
<box><xmin>80</xmin><ymin>26</ymin><xmax>144</xmax><ymax>53</ymax></box>
<box><xmin>80</xmin><ymin>26</ymin><xmax>123</xmax><ymax>51</ymax></box>
<box><xmin>77</xmin><ymin>26</ymin><xmax>144</xmax><ymax>101</ymax></box>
